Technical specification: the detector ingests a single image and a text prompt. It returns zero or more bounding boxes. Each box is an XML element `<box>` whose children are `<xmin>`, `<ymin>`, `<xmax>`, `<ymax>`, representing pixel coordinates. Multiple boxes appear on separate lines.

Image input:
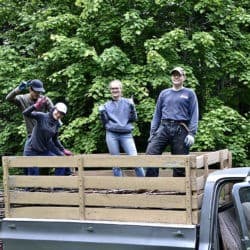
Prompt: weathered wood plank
<box><xmin>4</xmin><ymin>156</ymin><xmax>78</xmax><ymax>168</ymax></box>
<box><xmin>85</xmin><ymin>207</ymin><xmax>188</xmax><ymax>224</ymax></box>
<box><xmin>86</xmin><ymin>208</ymin><xmax>199</xmax><ymax>224</ymax></box>
<box><xmin>206</xmin><ymin>151</ymin><xmax>220</xmax><ymax>165</ymax></box>
<box><xmin>83</xmin><ymin>169</ymin><xmax>173</xmax><ymax>177</ymax></box>
<box><xmin>85</xmin><ymin>193</ymin><xmax>187</xmax><ymax>209</ymax></box>
<box><xmin>82</xmin><ymin>154</ymin><xmax>188</xmax><ymax>168</ymax></box>
<box><xmin>2</xmin><ymin>157</ymin><xmax>10</xmax><ymax>217</ymax></box>
<box><xmin>9</xmin><ymin>191</ymin><xmax>202</xmax><ymax>209</ymax></box>
<box><xmin>192</xmin><ymin>175</ymin><xmax>205</xmax><ymax>191</ymax></box>
<box><xmin>10</xmin><ymin>191</ymin><xmax>79</xmax><ymax>205</ymax></box>
<box><xmin>195</xmin><ymin>155</ymin><xmax>204</xmax><ymax>169</ymax></box>
<box><xmin>10</xmin><ymin>207</ymin><xmax>79</xmax><ymax>220</ymax></box>
<box><xmin>84</xmin><ymin>176</ymin><xmax>186</xmax><ymax>192</ymax></box>
<box><xmin>10</xmin><ymin>206</ymin><xmax>200</xmax><ymax>224</ymax></box>
<box><xmin>9</xmin><ymin>176</ymin><xmax>78</xmax><ymax>188</ymax></box>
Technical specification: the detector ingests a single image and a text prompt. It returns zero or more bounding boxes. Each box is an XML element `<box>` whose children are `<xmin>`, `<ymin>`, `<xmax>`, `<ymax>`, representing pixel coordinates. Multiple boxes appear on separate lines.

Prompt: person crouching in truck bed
<box><xmin>23</xmin><ymin>99</ymin><xmax>73</xmax><ymax>176</ymax></box>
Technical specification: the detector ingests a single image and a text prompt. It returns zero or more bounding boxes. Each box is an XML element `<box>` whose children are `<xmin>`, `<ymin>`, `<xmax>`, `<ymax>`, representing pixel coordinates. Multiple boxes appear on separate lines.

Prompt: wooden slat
<box><xmin>9</xmin><ymin>176</ymin><xmax>78</xmax><ymax>188</ymax></box>
<box><xmin>10</xmin><ymin>207</ymin><xmax>79</xmax><ymax>219</ymax></box>
<box><xmin>195</xmin><ymin>155</ymin><xmax>204</xmax><ymax>169</ymax></box>
<box><xmin>5</xmin><ymin>156</ymin><xmax>78</xmax><ymax>168</ymax></box>
<box><xmin>185</xmin><ymin>158</ymin><xmax>192</xmax><ymax>224</ymax></box>
<box><xmin>10</xmin><ymin>206</ymin><xmax>200</xmax><ymax>224</ymax></box>
<box><xmin>192</xmin><ymin>176</ymin><xmax>205</xmax><ymax>191</ymax></box>
<box><xmin>85</xmin><ymin>193</ymin><xmax>187</xmax><ymax>209</ymax></box>
<box><xmin>85</xmin><ymin>207</ymin><xmax>188</xmax><ymax>224</ymax></box>
<box><xmin>78</xmin><ymin>156</ymin><xmax>85</xmax><ymax>220</ymax></box>
<box><xmin>206</xmin><ymin>151</ymin><xmax>220</xmax><ymax>165</ymax></box>
<box><xmin>9</xmin><ymin>191</ymin><xmax>202</xmax><ymax>209</ymax></box>
<box><xmin>2</xmin><ymin>157</ymin><xmax>10</xmax><ymax>217</ymax></box>
<box><xmin>9</xmin><ymin>191</ymin><xmax>79</xmax><ymax>205</ymax></box>
<box><xmin>192</xmin><ymin>210</ymin><xmax>200</xmax><ymax>224</ymax></box>
<box><xmin>9</xmin><ymin>208</ymin><xmax>201</xmax><ymax>225</ymax></box>
<box><xmin>196</xmin><ymin>193</ymin><xmax>204</xmax><ymax>209</ymax></box>
<box><xmin>83</xmin><ymin>169</ymin><xmax>173</xmax><ymax>177</ymax></box>
<box><xmin>219</xmin><ymin>149</ymin><xmax>229</xmax><ymax>161</ymax></box>
<box><xmin>84</xmin><ymin>176</ymin><xmax>186</xmax><ymax>192</ymax></box>
<box><xmin>82</xmin><ymin>154</ymin><xmax>188</xmax><ymax>168</ymax></box>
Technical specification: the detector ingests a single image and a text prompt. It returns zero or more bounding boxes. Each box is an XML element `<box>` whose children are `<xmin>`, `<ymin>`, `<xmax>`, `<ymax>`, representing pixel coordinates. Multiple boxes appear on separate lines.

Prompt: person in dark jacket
<box><xmin>146</xmin><ymin>67</ymin><xmax>199</xmax><ymax>177</ymax></box>
<box><xmin>6</xmin><ymin>79</ymin><xmax>54</xmax><ymax>175</ymax></box>
<box><xmin>98</xmin><ymin>79</ymin><xmax>145</xmax><ymax>177</ymax></box>
<box><xmin>6</xmin><ymin>79</ymin><xmax>53</xmax><ymax>137</ymax></box>
<box><xmin>23</xmin><ymin>99</ymin><xmax>72</xmax><ymax>175</ymax></box>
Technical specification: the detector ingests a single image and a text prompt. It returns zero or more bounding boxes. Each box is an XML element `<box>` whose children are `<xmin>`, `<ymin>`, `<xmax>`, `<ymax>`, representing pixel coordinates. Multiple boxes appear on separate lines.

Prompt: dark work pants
<box><xmin>24</xmin><ymin>140</ymin><xmax>70</xmax><ymax>176</ymax></box>
<box><xmin>146</xmin><ymin>121</ymin><xmax>189</xmax><ymax>177</ymax></box>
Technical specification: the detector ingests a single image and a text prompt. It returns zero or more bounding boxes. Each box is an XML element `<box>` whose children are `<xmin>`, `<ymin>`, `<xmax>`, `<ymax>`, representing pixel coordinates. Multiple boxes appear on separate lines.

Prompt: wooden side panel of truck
<box><xmin>2</xmin><ymin>150</ymin><xmax>231</xmax><ymax>224</ymax></box>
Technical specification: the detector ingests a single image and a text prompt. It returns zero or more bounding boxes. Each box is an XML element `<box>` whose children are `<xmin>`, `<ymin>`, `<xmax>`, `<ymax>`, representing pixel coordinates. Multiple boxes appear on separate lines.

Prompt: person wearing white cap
<box><xmin>22</xmin><ymin>99</ymin><xmax>73</xmax><ymax>176</ymax></box>
<box><xmin>146</xmin><ymin>66</ymin><xmax>199</xmax><ymax>177</ymax></box>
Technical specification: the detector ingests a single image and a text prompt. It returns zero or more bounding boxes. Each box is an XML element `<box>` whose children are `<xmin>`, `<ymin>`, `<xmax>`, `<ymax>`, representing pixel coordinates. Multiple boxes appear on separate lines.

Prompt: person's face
<box><xmin>53</xmin><ymin>108</ymin><xmax>64</xmax><ymax>120</ymax></box>
<box><xmin>29</xmin><ymin>87</ymin><xmax>42</xmax><ymax>100</ymax></box>
<box><xmin>109</xmin><ymin>82</ymin><xmax>122</xmax><ymax>100</ymax></box>
<box><xmin>171</xmin><ymin>71</ymin><xmax>185</xmax><ymax>86</ymax></box>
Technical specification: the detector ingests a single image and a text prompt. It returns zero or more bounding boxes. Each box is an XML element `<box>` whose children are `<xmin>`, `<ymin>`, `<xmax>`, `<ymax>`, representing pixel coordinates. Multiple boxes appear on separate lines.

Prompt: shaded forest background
<box><xmin>0</xmin><ymin>0</ymin><xmax>249</xmax><ymax>170</ymax></box>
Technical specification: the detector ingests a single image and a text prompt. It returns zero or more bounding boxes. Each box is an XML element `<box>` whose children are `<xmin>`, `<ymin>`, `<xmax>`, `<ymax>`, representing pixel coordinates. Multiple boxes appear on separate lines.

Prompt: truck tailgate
<box><xmin>0</xmin><ymin>218</ymin><xmax>197</xmax><ymax>250</ymax></box>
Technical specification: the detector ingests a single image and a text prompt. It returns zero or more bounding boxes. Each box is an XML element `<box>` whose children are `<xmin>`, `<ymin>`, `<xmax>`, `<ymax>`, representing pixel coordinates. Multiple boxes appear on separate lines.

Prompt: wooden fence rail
<box><xmin>2</xmin><ymin>149</ymin><xmax>232</xmax><ymax>225</ymax></box>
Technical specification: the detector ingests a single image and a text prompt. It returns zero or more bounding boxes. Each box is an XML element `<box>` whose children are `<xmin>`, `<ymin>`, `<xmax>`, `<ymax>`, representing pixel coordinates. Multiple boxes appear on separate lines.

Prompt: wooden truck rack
<box><xmin>2</xmin><ymin>149</ymin><xmax>231</xmax><ymax>225</ymax></box>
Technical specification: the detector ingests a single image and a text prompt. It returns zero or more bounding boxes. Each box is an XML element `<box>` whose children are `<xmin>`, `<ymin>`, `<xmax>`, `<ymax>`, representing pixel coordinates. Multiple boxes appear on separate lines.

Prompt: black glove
<box><xmin>18</xmin><ymin>81</ymin><xmax>28</xmax><ymax>91</ymax></box>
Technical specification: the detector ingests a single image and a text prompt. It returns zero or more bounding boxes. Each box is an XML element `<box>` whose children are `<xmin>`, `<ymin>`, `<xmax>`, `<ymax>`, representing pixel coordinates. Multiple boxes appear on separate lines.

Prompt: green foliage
<box><xmin>0</xmin><ymin>0</ymin><xmax>249</xmax><ymax>169</ymax></box>
<box><xmin>193</xmin><ymin>105</ymin><xmax>250</xmax><ymax>166</ymax></box>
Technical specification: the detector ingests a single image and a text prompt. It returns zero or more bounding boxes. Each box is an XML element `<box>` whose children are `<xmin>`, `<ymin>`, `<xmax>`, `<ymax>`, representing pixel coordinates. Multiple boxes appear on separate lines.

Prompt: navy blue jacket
<box><xmin>151</xmin><ymin>88</ymin><xmax>199</xmax><ymax>136</ymax></box>
<box><xmin>23</xmin><ymin>106</ymin><xmax>64</xmax><ymax>155</ymax></box>
<box><xmin>100</xmin><ymin>97</ymin><xmax>137</xmax><ymax>133</ymax></box>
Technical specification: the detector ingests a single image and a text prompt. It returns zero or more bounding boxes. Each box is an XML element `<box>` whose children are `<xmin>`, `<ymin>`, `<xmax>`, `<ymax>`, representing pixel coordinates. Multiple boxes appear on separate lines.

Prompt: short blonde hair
<box><xmin>109</xmin><ymin>79</ymin><xmax>122</xmax><ymax>89</ymax></box>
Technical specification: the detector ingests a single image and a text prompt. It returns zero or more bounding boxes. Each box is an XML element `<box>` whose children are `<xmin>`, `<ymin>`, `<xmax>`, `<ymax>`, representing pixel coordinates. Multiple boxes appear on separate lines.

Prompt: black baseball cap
<box><xmin>30</xmin><ymin>79</ymin><xmax>45</xmax><ymax>93</ymax></box>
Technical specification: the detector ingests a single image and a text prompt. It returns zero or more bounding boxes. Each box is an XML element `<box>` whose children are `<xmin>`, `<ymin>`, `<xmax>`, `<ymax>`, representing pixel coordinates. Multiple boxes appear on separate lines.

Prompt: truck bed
<box><xmin>1</xmin><ymin>218</ymin><xmax>197</xmax><ymax>250</ymax></box>
<box><xmin>2</xmin><ymin>150</ymin><xmax>231</xmax><ymax>225</ymax></box>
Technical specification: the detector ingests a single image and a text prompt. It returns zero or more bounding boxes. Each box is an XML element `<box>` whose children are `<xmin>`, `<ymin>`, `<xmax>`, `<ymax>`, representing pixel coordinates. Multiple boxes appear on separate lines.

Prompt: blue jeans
<box><xmin>24</xmin><ymin>141</ymin><xmax>70</xmax><ymax>176</ymax></box>
<box><xmin>146</xmin><ymin>121</ymin><xmax>189</xmax><ymax>177</ymax></box>
<box><xmin>22</xmin><ymin>137</ymin><xmax>30</xmax><ymax>175</ymax></box>
<box><xmin>106</xmin><ymin>131</ymin><xmax>145</xmax><ymax>177</ymax></box>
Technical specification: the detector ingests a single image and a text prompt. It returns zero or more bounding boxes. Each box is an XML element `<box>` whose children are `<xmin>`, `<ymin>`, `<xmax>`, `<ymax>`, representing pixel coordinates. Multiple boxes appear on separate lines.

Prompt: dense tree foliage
<box><xmin>0</xmin><ymin>0</ymin><xmax>249</xmax><ymax>166</ymax></box>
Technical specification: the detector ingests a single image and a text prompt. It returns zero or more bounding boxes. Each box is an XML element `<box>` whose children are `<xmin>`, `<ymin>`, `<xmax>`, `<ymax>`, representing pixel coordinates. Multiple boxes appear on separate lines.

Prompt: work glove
<box><xmin>63</xmin><ymin>149</ymin><xmax>73</xmax><ymax>156</ymax></box>
<box><xmin>18</xmin><ymin>81</ymin><xmax>28</xmax><ymax>91</ymax></box>
<box><xmin>98</xmin><ymin>105</ymin><xmax>105</xmax><ymax>112</ymax></box>
<box><xmin>184</xmin><ymin>134</ymin><xmax>195</xmax><ymax>147</ymax></box>
<box><xmin>148</xmin><ymin>130</ymin><xmax>156</xmax><ymax>143</ymax></box>
<box><xmin>34</xmin><ymin>97</ymin><xmax>47</xmax><ymax>110</ymax></box>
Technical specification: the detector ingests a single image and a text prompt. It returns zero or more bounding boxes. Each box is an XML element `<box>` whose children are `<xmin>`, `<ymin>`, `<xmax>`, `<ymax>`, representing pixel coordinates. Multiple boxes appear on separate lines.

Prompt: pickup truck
<box><xmin>0</xmin><ymin>149</ymin><xmax>249</xmax><ymax>250</ymax></box>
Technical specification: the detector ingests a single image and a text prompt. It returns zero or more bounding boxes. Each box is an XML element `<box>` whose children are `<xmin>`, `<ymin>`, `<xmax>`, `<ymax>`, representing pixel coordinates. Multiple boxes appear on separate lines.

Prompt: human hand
<box><xmin>18</xmin><ymin>81</ymin><xmax>28</xmax><ymax>91</ymax></box>
<box><xmin>34</xmin><ymin>97</ymin><xmax>47</xmax><ymax>110</ymax></box>
<box><xmin>63</xmin><ymin>149</ymin><xmax>73</xmax><ymax>156</ymax></box>
<box><xmin>184</xmin><ymin>135</ymin><xmax>195</xmax><ymax>147</ymax></box>
<box><xmin>98</xmin><ymin>105</ymin><xmax>105</xmax><ymax>112</ymax></box>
